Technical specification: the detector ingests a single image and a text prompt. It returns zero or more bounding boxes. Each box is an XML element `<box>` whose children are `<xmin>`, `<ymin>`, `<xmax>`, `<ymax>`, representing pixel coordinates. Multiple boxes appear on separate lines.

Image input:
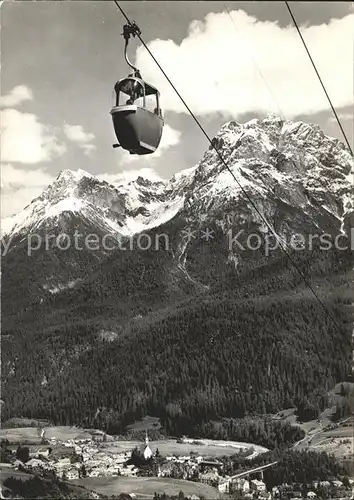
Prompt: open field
<box><xmin>293</xmin><ymin>415</ymin><xmax>353</xmax><ymax>459</ymax></box>
<box><xmin>72</xmin><ymin>476</ymin><xmax>221</xmax><ymax>499</ymax></box>
<box><xmin>319</xmin><ymin>426</ymin><xmax>354</xmax><ymax>439</ymax></box>
<box><xmin>273</xmin><ymin>387</ymin><xmax>354</xmax><ymax>460</ymax></box>
<box><xmin>308</xmin><ymin>436</ymin><xmax>353</xmax><ymax>458</ymax></box>
<box><xmin>126</xmin><ymin>416</ymin><xmax>162</xmax><ymax>433</ymax></box>
<box><xmin>274</xmin><ymin>406</ymin><xmax>337</xmax><ymax>433</ymax></box>
<box><xmin>306</xmin><ymin>421</ymin><xmax>353</xmax><ymax>459</ymax></box>
<box><xmin>274</xmin><ymin>383</ymin><xmax>354</xmax><ymax>432</ymax></box>
<box><xmin>0</xmin><ymin>427</ymin><xmax>42</xmax><ymax>444</ymax></box>
<box><xmin>0</xmin><ymin>426</ymin><xmax>93</xmax><ymax>444</ymax></box>
<box><xmin>0</xmin><ymin>426</ymin><xmax>267</xmax><ymax>459</ymax></box>
<box><xmin>102</xmin><ymin>438</ymin><xmax>268</xmax><ymax>458</ymax></box>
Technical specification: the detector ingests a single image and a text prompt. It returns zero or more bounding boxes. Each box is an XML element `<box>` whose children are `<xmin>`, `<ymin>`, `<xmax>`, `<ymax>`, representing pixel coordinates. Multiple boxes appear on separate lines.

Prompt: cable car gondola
<box><xmin>110</xmin><ymin>22</ymin><xmax>164</xmax><ymax>155</ymax></box>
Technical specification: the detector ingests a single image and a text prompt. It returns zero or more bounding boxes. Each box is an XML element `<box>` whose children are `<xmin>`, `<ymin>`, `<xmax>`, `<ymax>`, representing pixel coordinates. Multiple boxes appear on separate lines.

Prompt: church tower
<box><xmin>143</xmin><ymin>430</ymin><xmax>152</xmax><ymax>460</ymax></box>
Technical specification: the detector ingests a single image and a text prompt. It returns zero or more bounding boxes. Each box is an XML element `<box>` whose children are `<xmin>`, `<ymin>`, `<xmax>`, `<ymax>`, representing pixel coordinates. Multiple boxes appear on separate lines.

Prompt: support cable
<box><xmin>112</xmin><ymin>0</ymin><xmax>346</xmax><ymax>330</ymax></box>
<box><xmin>285</xmin><ymin>1</ymin><xmax>353</xmax><ymax>156</ymax></box>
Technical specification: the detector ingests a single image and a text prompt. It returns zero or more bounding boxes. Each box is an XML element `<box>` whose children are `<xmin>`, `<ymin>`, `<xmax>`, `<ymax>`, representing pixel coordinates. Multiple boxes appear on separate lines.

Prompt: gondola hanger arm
<box><xmin>121</xmin><ymin>22</ymin><xmax>142</xmax><ymax>78</ymax></box>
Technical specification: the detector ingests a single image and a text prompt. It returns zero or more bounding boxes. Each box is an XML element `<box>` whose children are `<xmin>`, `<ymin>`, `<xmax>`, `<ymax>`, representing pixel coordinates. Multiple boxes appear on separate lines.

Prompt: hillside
<box><xmin>1</xmin><ymin>114</ymin><xmax>353</xmax><ymax>437</ymax></box>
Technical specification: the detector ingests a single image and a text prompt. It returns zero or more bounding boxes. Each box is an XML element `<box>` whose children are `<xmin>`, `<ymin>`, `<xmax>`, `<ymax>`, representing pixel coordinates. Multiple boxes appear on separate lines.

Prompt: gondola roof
<box><xmin>115</xmin><ymin>76</ymin><xmax>160</xmax><ymax>96</ymax></box>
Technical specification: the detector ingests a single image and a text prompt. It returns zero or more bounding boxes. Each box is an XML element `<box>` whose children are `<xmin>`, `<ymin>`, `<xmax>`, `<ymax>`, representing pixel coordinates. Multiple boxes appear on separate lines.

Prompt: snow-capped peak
<box><xmin>181</xmin><ymin>114</ymin><xmax>353</xmax><ymax>238</ymax></box>
<box><xmin>41</xmin><ymin>168</ymin><xmax>97</xmax><ymax>201</ymax></box>
<box><xmin>2</xmin><ymin>115</ymin><xmax>353</xmax><ymax>243</ymax></box>
<box><xmin>1</xmin><ymin>166</ymin><xmax>184</xmax><ymax>240</ymax></box>
<box><xmin>56</xmin><ymin>168</ymin><xmax>95</xmax><ymax>181</ymax></box>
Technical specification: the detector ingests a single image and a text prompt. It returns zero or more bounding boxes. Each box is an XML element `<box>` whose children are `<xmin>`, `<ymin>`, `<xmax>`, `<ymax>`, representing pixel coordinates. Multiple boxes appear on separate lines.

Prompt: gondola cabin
<box><xmin>110</xmin><ymin>76</ymin><xmax>164</xmax><ymax>155</ymax></box>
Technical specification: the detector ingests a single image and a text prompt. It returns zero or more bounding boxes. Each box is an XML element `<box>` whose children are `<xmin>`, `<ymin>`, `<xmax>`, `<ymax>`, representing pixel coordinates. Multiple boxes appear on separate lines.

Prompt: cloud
<box><xmin>1</xmin><ymin>109</ymin><xmax>66</xmax><ymax>163</ymax></box>
<box><xmin>153</xmin><ymin>123</ymin><xmax>181</xmax><ymax>157</ymax></box>
<box><xmin>63</xmin><ymin>123</ymin><xmax>94</xmax><ymax>143</ymax></box>
<box><xmin>97</xmin><ymin>168</ymin><xmax>164</xmax><ymax>185</ymax></box>
<box><xmin>1</xmin><ymin>164</ymin><xmax>55</xmax><ymax>218</ymax></box>
<box><xmin>81</xmin><ymin>144</ymin><xmax>97</xmax><ymax>155</ymax></box>
<box><xmin>328</xmin><ymin>111</ymin><xmax>353</xmax><ymax>123</ymax></box>
<box><xmin>63</xmin><ymin>123</ymin><xmax>96</xmax><ymax>155</ymax></box>
<box><xmin>119</xmin><ymin>124</ymin><xmax>181</xmax><ymax>165</ymax></box>
<box><xmin>134</xmin><ymin>10</ymin><xmax>353</xmax><ymax>119</ymax></box>
<box><xmin>0</xmin><ymin>85</ymin><xmax>33</xmax><ymax>108</ymax></box>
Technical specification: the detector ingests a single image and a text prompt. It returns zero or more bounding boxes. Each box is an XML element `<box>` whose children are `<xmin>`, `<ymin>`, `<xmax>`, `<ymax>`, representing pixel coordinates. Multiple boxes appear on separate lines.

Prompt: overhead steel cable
<box><xmin>112</xmin><ymin>0</ymin><xmax>345</xmax><ymax>330</ymax></box>
<box><xmin>285</xmin><ymin>1</ymin><xmax>353</xmax><ymax>156</ymax></box>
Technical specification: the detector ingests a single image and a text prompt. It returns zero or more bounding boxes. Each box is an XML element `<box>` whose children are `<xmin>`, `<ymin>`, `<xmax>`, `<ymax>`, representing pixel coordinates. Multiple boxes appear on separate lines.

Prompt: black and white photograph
<box><xmin>1</xmin><ymin>1</ymin><xmax>353</xmax><ymax>499</ymax></box>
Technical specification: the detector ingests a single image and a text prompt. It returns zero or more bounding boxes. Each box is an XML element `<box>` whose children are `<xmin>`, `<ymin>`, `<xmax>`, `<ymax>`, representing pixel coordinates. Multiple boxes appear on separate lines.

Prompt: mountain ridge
<box><xmin>1</xmin><ymin>114</ymin><xmax>353</xmax><ymax>434</ymax></box>
<box><xmin>2</xmin><ymin>114</ymin><xmax>353</xmax><ymax>244</ymax></box>
<box><xmin>1</xmin><ymin>113</ymin><xmax>353</xmax><ymax>308</ymax></box>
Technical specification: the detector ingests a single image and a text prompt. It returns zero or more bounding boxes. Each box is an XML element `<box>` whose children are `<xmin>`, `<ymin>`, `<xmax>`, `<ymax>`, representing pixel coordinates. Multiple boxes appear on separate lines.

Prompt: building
<box><xmin>234</xmin><ymin>479</ymin><xmax>250</xmax><ymax>494</ymax></box>
<box><xmin>114</xmin><ymin>452</ymin><xmax>130</xmax><ymax>464</ymax></box>
<box><xmin>36</xmin><ymin>448</ymin><xmax>51</xmax><ymax>458</ymax></box>
<box><xmin>199</xmin><ymin>459</ymin><xmax>221</xmax><ymax>468</ymax></box>
<box><xmin>319</xmin><ymin>481</ymin><xmax>331</xmax><ymax>488</ymax></box>
<box><xmin>250</xmin><ymin>479</ymin><xmax>267</xmax><ymax>492</ymax></box>
<box><xmin>218</xmin><ymin>479</ymin><xmax>230</xmax><ymax>493</ymax></box>
<box><xmin>143</xmin><ymin>431</ymin><xmax>152</xmax><ymax>460</ymax></box>
<box><xmin>26</xmin><ymin>458</ymin><xmax>46</xmax><ymax>468</ymax></box>
<box><xmin>291</xmin><ymin>491</ymin><xmax>302</xmax><ymax>500</ymax></box>
<box><xmin>66</xmin><ymin>469</ymin><xmax>79</xmax><ymax>480</ymax></box>
<box><xmin>272</xmin><ymin>486</ymin><xmax>280</xmax><ymax>498</ymax></box>
<box><xmin>200</xmin><ymin>471</ymin><xmax>219</xmax><ymax>486</ymax></box>
<box><xmin>121</xmin><ymin>464</ymin><xmax>138</xmax><ymax>476</ymax></box>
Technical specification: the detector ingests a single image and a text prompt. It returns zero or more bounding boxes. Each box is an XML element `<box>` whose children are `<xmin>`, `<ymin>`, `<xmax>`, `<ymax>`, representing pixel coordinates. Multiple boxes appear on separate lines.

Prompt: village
<box><xmin>1</xmin><ymin>429</ymin><xmax>353</xmax><ymax>500</ymax></box>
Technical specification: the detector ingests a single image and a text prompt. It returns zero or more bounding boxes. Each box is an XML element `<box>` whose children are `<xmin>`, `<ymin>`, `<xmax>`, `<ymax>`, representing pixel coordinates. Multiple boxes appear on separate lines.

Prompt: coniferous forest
<box><xmin>2</xmin><ymin>222</ymin><xmax>353</xmax><ymax>442</ymax></box>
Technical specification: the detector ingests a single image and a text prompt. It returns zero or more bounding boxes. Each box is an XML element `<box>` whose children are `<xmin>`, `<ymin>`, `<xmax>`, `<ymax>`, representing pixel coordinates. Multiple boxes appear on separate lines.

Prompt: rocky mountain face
<box><xmin>184</xmin><ymin>115</ymin><xmax>352</xmax><ymax>229</ymax></box>
<box><xmin>1</xmin><ymin>168</ymin><xmax>180</xmax><ymax>240</ymax></box>
<box><xmin>1</xmin><ymin>114</ymin><xmax>353</xmax><ymax>431</ymax></box>
<box><xmin>3</xmin><ymin>114</ymin><xmax>353</xmax><ymax>243</ymax></box>
<box><xmin>2</xmin><ymin>114</ymin><xmax>353</xmax><ymax>304</ymax></box>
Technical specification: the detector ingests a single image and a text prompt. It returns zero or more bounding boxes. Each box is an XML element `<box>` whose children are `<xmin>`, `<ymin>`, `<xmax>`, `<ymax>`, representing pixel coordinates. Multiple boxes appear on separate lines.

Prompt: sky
<box><xmin>1</xmin><ymin>1</ymin><xmax>353</xmax><ymax>220</ymax></box>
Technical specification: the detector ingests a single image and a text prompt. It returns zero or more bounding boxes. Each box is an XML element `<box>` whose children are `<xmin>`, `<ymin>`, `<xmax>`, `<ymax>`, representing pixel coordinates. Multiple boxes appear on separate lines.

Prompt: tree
<box><xmin>16</xmin><ymin>445</ymin><xmax>30</xmax><ymax>463</ymax></box>
<box><xmin>1</xmin><ymin>440</ymin><xmax>12</xmax><ymax>463</ymax></box>
<box><xmin>342</xmin><ymin>476</ymin><xmax>350</xmax><ymax>488</ymax></box>
<box><xmin>81</xmin><ymin>464</ymin><xmax>87</xmax><ymax>478</ymax></box>
<box><xmin>129</xmin><ymin>446</ymin><xmax>144</xmax><ymax>467</ymax></box>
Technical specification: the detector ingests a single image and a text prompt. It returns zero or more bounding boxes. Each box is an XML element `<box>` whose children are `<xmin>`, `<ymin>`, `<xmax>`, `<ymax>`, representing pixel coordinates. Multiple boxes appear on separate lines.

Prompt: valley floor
<box><xmin>71</xmin><ymin>476</ymin><xmax>221</xmax><ymax>499</ymax></box>
<box><xmin>1</xmin><ymin>418</ymin><xmax>353</xmax><ymax>500</ymax></box>
<box><xmin>102</xmin><ymin>438</ymin><xmax>268</xmax><ymax>459</ymax></box>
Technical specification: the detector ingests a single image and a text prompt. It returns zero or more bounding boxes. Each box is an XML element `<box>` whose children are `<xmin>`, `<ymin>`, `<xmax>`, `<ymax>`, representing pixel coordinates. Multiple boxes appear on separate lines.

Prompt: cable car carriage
<box><xmin>110</xmin><ymin>22</ymin><xmax>164</xmax><ymax>155</ymax></box>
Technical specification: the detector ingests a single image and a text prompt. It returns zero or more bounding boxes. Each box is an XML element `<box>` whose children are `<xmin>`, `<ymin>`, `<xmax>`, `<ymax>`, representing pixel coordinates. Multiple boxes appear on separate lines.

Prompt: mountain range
<box><xmin>1</xmin><ymin>114</ymin><xmax>353</xmax><ymax>436</ymax></box>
